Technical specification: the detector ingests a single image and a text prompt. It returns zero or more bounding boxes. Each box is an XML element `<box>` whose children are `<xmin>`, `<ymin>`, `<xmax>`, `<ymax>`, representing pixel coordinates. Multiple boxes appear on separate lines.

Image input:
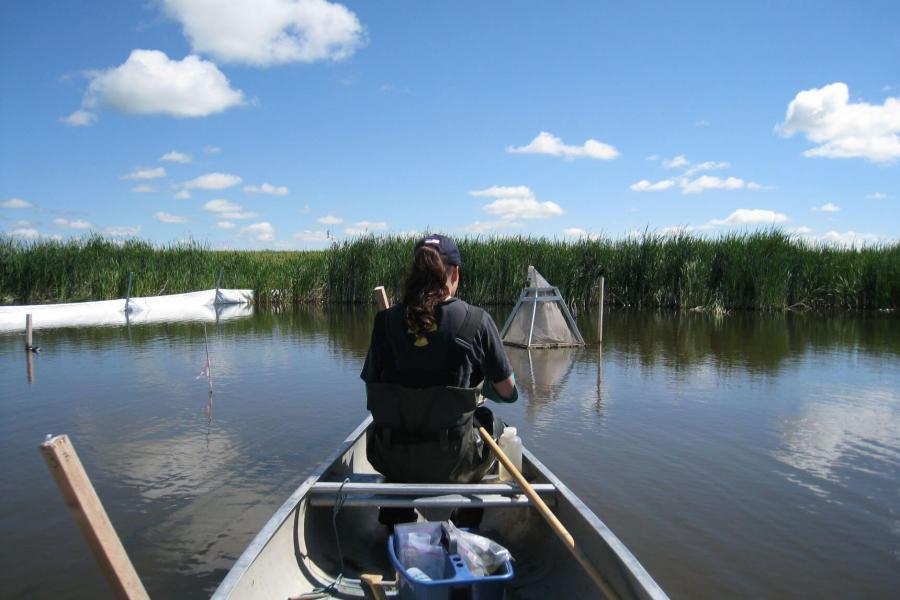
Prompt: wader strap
<box><xmin>454</xmin><ymin>305</ymin><xmax>485</xmax><ymax>352</ymax></box>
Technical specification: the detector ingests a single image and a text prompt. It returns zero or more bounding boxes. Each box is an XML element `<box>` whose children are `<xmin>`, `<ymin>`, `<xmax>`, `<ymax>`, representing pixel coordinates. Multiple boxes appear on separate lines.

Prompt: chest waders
<box><xmin>365</xmin><ymin>305</ymin><xmax>503</xmax><ymax>483</ymax></box>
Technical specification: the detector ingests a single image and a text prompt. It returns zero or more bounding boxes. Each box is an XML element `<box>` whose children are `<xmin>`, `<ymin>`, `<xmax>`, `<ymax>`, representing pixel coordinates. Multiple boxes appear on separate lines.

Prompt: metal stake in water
<box><xmin>203</xmin><ymin>324</ymin><xmax>213</xmax><ymax>395</ymax></box>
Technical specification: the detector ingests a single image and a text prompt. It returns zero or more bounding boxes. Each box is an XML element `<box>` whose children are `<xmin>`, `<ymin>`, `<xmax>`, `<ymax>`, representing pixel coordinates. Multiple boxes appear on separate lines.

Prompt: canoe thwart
<box><xmin>309</xmin><ymin>481</ymin><xmax>557</xmax><ymax>496</ymax></box>
<box><xmin>308</xmin><ymin>493</ymin><xmax>552</xmax><ymax>509</ymax></box>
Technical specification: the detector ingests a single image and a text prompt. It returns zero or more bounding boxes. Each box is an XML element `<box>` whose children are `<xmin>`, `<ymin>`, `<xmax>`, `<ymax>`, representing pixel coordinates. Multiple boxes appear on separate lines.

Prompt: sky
<box><xmin>1</xmin><ymin>1</ymin><xmax>898</xmax><ymax>249</ymax></box>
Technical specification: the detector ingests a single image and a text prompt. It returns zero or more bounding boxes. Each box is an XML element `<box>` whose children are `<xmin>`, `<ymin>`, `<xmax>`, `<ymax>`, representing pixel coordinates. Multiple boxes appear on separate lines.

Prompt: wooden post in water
<box><xmin>39</xmin><ymin>435</ymin><xmax>149</xmax><ymax>600</ymax></box>
<box><xmin>26</xmin><ymin>346</ymin><xmax>35</xmax><ymax>384</ymax></box>
<box><xmin>373</xmin><ymin>286</ymin><xmax>390</xmax><ymax>311</ymax></box>
<box><xmin>25</xmin><ymin>313</ymin><xmax>33</xmax><ymax>350</ymax></box>
<box><xmin>598</xmin><ymin>276</ymin><xmax>605</xmax><ymax>343</ymax></box>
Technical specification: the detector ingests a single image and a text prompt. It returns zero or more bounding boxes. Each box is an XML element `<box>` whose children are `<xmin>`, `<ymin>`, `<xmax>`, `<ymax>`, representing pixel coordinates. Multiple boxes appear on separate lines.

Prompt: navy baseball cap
<box><xmin>415</xmin><ymin>234</ymin><xmax>462</xmax><ymax>267</ymax></box>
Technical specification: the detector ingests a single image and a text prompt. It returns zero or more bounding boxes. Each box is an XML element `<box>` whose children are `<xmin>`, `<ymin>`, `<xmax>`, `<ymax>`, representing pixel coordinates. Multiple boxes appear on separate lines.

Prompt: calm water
<box><xmin>1</xmin><ymin>308</ymin><xmax>898</xmax><ymax>599</ymax></box>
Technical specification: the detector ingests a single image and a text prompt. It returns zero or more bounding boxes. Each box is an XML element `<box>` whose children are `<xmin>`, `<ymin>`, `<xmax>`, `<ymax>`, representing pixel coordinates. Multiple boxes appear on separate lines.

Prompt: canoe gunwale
<box><xmin>210</xmin><ymin>416</ymin><xmax>373</xmax><ymax>600</ymax></box>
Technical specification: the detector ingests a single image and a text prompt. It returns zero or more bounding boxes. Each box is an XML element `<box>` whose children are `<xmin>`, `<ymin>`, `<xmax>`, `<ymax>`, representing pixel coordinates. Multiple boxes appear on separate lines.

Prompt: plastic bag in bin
<box><xmin>394</xmin><ymin>522</ymin><xmax>446</xmax><ymax>580</ymax></box>
<box><xmin>443</xmin><ymin>521</ymin><xmax>513</xmax><ymax>577</ymax></box>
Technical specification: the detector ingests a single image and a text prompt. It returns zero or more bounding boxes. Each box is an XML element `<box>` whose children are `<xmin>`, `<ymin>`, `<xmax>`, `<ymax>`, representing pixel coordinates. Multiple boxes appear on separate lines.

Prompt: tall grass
<box><xmin>2</xmin><ymin>232</ymin><xmax>897</xmax><ymax>309</ymax></box>
<box><xmin>0</xmin><ymin>235</ymin><xmax>327</xmax><ymax>305</ymax></box>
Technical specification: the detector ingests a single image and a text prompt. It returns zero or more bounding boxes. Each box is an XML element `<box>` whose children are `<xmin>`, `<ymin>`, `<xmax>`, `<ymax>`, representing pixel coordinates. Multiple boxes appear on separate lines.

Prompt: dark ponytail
<box><xmin>402</xmin><ymin>244</ymin><xmax>453</xmax><ymax>337</ymax></box>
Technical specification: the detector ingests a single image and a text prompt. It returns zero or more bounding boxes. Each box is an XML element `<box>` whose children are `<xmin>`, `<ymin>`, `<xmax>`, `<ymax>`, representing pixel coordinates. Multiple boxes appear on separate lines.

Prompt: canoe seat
<box><xmin>307</xmin><ymin>481</ymin><xmax>557</xmax><ymax>508</ymax></box>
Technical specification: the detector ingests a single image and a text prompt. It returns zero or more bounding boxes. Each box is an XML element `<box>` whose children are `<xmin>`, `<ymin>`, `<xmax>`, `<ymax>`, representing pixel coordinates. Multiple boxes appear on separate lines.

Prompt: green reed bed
<box><xmin>2</xmin><ymin>232</ymin><xmax>898</xmax><ymax>309</ymax></box>
<box><xmin>0</xmin><ymin>235</ymin><xmax>328</xmax><ymax>305</ymax></box>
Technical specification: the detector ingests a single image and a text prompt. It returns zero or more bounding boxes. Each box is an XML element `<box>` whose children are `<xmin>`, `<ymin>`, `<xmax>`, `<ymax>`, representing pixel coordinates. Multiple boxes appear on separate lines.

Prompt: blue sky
<box><xmin>1</xmin><ymin>1</ymin><xmax>898</xmax><ymax>248</ymax></box>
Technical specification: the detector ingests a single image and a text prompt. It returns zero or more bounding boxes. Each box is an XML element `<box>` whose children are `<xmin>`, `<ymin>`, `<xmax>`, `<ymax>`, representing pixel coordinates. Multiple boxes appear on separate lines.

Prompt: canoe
<box><xmin>212</xmin><ymin>416</ymin><xmax>669</xmax><ymax>599</ymax></box>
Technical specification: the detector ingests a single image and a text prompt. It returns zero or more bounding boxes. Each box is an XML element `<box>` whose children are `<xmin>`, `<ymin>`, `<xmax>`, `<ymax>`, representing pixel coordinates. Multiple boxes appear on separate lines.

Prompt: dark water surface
<box><xmin>2</xmin><ymin>308</ymin><xmax>898</xmax><ymax>599</ymax></box>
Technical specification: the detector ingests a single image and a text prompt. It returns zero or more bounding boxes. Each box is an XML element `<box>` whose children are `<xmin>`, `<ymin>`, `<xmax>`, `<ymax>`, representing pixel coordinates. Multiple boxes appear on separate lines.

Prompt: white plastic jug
<box><xmin>497</xmin><ymin>427</ymin><xmax>522</xmax><ymax>481</ymax></box>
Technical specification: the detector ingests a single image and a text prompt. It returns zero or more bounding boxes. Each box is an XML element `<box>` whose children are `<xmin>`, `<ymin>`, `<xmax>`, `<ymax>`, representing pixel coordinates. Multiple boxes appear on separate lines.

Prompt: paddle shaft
<box><xmin>478</xmin><ymin>427</ymin><xmax>620</xmax><ymax>600</ymax></box>
<box><xmin>40</xmin><ymin>435</ymin><xmax>149</xmax><ymax>600</ymax></box>
<box><xmin>360</xmin><ymin>573</ymin><xmax>388</xmax><ymax>600</ymax></box>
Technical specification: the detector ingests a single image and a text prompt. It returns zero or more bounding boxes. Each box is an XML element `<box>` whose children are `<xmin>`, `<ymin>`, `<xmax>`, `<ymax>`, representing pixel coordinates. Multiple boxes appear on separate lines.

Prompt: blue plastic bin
<box><xmin>388</xmin><ymin>522</ymin><xmax>513</xmax><ymax>600</ymax></box>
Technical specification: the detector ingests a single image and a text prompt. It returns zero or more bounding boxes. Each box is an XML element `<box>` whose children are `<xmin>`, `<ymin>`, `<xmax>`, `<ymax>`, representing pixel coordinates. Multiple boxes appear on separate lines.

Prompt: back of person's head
<box><xmin>402</xmin><ymin>235</ymin><xmax>460</xmax><ymax>337</ymax></box>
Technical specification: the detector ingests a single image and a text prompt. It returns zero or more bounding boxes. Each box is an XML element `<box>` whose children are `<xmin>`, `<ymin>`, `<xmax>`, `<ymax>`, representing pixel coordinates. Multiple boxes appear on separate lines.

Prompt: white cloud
<box><xmin>203</xmin><ymin>199</ymin><xmax>242</xmax><ymax>213</ymax></box>
<box><xmin>185</xmin><ymin>172</ymin><xmax>242</xmax><ymax>189</ymax></box>
<box><xmin>866</xmin><ymin>192</ymin><xmax>888</xmax><ymax>200</ymax></box>
<box><xmin>153</xmin><ymin>211</ymin><xmax>188</xmax><ymax>223</ymax></box>
<box><xmin>777</xmin><ymin>82</ymin><xmax>900</xmax><ymax>163</ymax></box>
<box><xmin>812</xmin><ymin>202</ymin><xmax>840</xmax><ymax>212</ymax></box>
<box><xmin>131</xmin><ymin>185</ymin><xmax>156</xmax><ymax>193</ymax></box>
<box><xmin>202</xmin><ymin>199</ymin><xmax>257</xmax><ymax>219</ymax></box>
<box><xmin>684</xmin><ymin>161</ymin><xmax>730</xmax><ymax>177</ymax></box>
<box><xmin>632</xmin><ymin>156</ymin><xmax>765</xmax><ymax>194</ymax></box>
<box><xmin>215</xmin><ymin>221</ymin><xmax>235</xmax><ymax>229</ymax></box>
<box><xmin>174</xmin><ymin>190</ymin><xmax>192</xmax><ymax>200</ymax></box>
<box><xmin>470</xmin><ymin>186</ymin><xmax>532</xmax><ymax>199</ymax></box>
<box><xmin>83</xmin><ymin>49</ymin><xmax>244</xmax><ymax>118</ymax></box>
<box><xmin>221</xmin><ymin>211</ymin><xmax>259</xmax><ymax>220</ymax></box>
<box><xmin>786</xmin><ymin>226</ymin><xmax>813</xmax><ymax>234</ymax></box>
<box><xmin>681</xmin><ymin>175</ymin><xmax>757</xmax><ymax>194</ymax></box>
<box><xmin>819</xmin><ymin>230</ymin><xmax>882</xmax><ymax>247</ymax></box>
<box><xmin>506</xmin><ymin>131</ymin><xmax>619</xmax><ymax>160</ymax></box>
<box><xmin>53</xmin><ymin>218</ymin><xmax>92</xmax><ymax>229</ymax></box>
<box><xmin>244</xmin><ymin>182</ymin><xmax>288</xmax><ymax>195</ymax></box>
<box><xmin>463</xmin><ymin>220</ymin><xmax>523</xmax><ymax>234</ymax></box>
<box><xmin>11</xmin><ymin>220</ymin><xmax>32</xmax><ymax>227</ymax></box>
<box><xmin>630</xmin><ymin>179</ymin><xmax>676</xmax><ymax>192</ymax></box>
<box><xmin>657</xmin><ymin>225</ymin><xmax>700</xmax><ymax>236</ymax></box>
<box><xmin>562</xmin><ymin>227</ymin><xmax>600</xmax><ymax>240</ymax></box>
<box><xmin>1</xmin><ymin>198</ymin><xmax>33</xmax><ymax>209</ymax></box>
<box><xmin>204</xmin><ymin>145</ymin><xmax>221</xmax><ymax>153</ymax></box>
<box><xmin>162</xmin><ymin>0</ymin><xmax>365</xmax><ymax>66</ymax></box>
<box><xmin>293</xmin><ymin>229</ymin><xmax>329</xmax><ymax>241</ymax></box>
<box><xmin>62</xmin><ymin>110</ymin><xmax>98</xmax><ymax>127</ymax></box>
<box><xmin>160</xmin><ymin>150</ymin><xmax>192</xmax><ymax>163</ymax></box>
<box><xmin>344</xmin><ymin>221</ymin><xmax>388</xmax><ymax>235</ymax></box>
<box><xmin>105</xmin><ymin>225</ymin><xmax>141</xmax><ymax>237</ymax></box>
<box><xmin>710</xmin><ymin>209</ymin><xmax>789</xmax><ymax>226</ymax></box>
<box><xmin>121</xmin><ymin>167</ymin><xmax>166</xmax><ymax>180</ymax></box>
<box><xmin>8</xmin><ymin>228</ymin><xmax>39</xmax><ymax>239</ymax></box>
<box><xmin>470</xmin><ymin>185</ymin><xmax>564</xmax><ymax>220</ymax></box>
<box><xmin>662</xmin><ymin>155</ymin><xmax>689</xmax><ymax>169</ymax></box>
<box><xmin>240</xmin><ymin>221</ymin><xmax>276</xmax><ymax>241</ymax></box>
<box><xmin>317</xmin><ymin>215</ymin><xmax>342</xmax><ymax>224</ymax></box>
<box><xmin>693</xmin><ymin>119</ymin><xmax>711</xmax><ymax>127</ymax></box>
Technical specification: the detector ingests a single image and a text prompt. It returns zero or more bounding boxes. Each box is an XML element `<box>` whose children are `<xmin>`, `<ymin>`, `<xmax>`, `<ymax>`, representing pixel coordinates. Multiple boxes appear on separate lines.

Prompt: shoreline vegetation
<box><xmin>1</xmin><ymin>232</ymin><xmax>897</xmax><ymax>310</ymax></box>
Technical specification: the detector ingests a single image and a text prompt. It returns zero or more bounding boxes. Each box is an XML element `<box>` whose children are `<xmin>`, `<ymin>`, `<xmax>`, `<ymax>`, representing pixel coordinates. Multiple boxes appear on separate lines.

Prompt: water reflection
<box><xmin>507</xmin><ymin>347</ymin><xmax>579</xmax><ymax>419</ymax></box>
<box><xmin>579</xmin><ymin>310</ymin><xmax>900</xmax><ymax>374</ymax></box>
<box><xmin>775</xmin><ymin>386</ymin><xmax>900</xmax><ymax>492</ymax></box>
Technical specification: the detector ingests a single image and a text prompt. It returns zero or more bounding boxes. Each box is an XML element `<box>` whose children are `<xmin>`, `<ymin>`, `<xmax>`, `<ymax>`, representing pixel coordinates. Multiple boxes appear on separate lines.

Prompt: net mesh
<box><xmin>501</xmin><ymin>268</ymin><xmax>583</xmax><ymax>348</ymax></box>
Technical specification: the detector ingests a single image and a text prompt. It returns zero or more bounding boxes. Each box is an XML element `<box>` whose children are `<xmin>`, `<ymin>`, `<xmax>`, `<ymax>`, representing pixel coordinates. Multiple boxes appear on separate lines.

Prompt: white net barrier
<box><xmin>501</xmin><ymin>269</ymin><xmax>582</xmax><ymax>348</ymax></box>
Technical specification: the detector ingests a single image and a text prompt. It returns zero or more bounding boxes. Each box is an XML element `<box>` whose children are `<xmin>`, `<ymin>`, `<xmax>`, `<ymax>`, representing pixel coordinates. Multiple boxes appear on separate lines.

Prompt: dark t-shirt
<box><xmin>360</xmin><ymin>298</ymin><xmax>512</xmax><ymax>388</ymax></box>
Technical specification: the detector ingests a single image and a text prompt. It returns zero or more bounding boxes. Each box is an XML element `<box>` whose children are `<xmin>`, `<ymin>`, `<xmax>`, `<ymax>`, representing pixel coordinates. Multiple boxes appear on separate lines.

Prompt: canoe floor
<box><xmin>217</xmin><ymin>421</ymin><xmax>665</xmax><ymax>600</ymax></box>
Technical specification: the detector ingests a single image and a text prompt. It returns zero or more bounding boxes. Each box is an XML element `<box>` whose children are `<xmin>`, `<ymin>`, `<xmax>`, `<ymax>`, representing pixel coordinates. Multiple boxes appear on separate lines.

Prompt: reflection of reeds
<box><xmin>2</xmin><ymin>231</ymin><xmax>898</xmax><ymax>309</ymax></box>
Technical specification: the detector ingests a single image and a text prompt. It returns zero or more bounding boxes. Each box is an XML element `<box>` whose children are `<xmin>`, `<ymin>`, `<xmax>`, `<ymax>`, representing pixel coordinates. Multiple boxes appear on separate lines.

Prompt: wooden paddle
<box><xmin>478</xmin><ymin>427</ymin><xmax>620</xmax><ymax>600</ymax></box>
<box><xmin>40</xmin><ymin>435</ymin><xmax>150</xmax><ymax>600</ymax></box>
<box><xmin>360</xmin><ymin>573</ymin><xmax>388</xmax><ymax>600</ymax></box>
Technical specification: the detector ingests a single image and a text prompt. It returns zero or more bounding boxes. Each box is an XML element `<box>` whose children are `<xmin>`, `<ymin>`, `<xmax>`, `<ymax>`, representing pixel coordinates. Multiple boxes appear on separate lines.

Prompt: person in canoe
<box><xmin>361</xmin><ymin>234</ymin><xmax>518</xmax><ymax>523</ymax></box>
